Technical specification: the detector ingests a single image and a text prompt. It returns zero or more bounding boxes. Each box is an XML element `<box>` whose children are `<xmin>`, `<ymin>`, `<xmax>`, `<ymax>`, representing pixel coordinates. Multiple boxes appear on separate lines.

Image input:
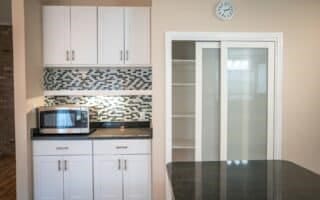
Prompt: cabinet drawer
<box><xmin>93</xmin><ymin>139</ymin><xmax>151</xmax><ymax>155</ymax></box>
<box><xmin>33</xmin><ymin>140</ymin><xmax>92</xmax><ymax>156</ymax></box>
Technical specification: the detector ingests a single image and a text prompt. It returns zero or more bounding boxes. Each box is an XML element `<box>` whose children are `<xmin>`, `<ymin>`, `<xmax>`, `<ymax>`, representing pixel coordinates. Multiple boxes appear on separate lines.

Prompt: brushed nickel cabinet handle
<box><xmin>118</xmin><ymin>159</ymin><xmax>121</xmax><ymax>170</ymax></box>
<box><xmin>120</xmin><ymin>50</ymin><xmax>123</xmax><ymax>61</ymax></box>
<box><xmin>124</xmin><ymin>160</ymin><xmax>127</xmax><ymax>170</ymax></box>
<box><xmin>64</xmin><ymin>160</ymin><xmax>67</xmax><ymax>171</ymax></box>
<box><xmin>58</xmin><ymin>160</ymin><xmax>61</xmax><ymax>171</ymax></box>
<box><xmin>66</xmin><ymin>51</ymin><xmax>70</xmax><ymax>61</ymax></box>
<box><xmin>125</xmin><ymin>50</ymin><xmax>129</xmax><ymax>61</ymax></box>
<box><xmin>56</xmin><ymin>146</ymin><xmax>69</xmax><ymax>150</ymax></box>
<box><xmin>71</xmin><ymin>50</ymin><xmax>75</xmax><ymax>61</ymax></box>
<box><xmin>116</xmin><ymin>146</ymin><xmax>128</xmax><ymax>149</ymax></box>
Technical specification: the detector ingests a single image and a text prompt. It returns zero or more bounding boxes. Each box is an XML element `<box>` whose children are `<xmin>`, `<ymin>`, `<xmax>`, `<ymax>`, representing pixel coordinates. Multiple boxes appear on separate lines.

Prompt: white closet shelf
<box><xmin>173</xmin><ymin>139</ymin><xmax>195</xmax><ymax>149</ymax></box>
<box><xmin>44</xmin><ymin>90</ymin><xmax>152</xmax><ymax>96</ymax></box>
<box><xmin>172</xmin><ymin>59</ymin><xmax>195</xmax><ymax>63</ymax></box>
<box><xmin>172</xmin><ymin>83</ymin><xmax>195</xmax><ymax>87</ymax></box>
<box><xmin>172</xmin><ymin>114</ymin><xmax>195</xmax><ymax>118</ymax></box>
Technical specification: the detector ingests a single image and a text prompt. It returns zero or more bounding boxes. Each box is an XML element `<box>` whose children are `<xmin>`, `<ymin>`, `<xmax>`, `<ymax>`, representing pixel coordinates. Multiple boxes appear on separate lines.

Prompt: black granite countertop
<box><xmin>31</xmin><ymin>122</ymin><xmax>152</xmax><ymax>140</ymax></box>
<box><xmin>31</xmin><ymin>128</ymin><xmax>152</xmax><ymax>140</ymax></box>
<box><xmin>167</xmin><ymin>160</ymin><xmax>320</xmax><ymax>200</ymax></box>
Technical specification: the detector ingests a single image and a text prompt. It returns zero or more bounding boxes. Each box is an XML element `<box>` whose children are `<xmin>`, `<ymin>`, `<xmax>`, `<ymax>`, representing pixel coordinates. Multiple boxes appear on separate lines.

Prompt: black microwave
<box><xmin>37</xmin><ymin>106</ymin><xmax>90</xmax><ymax>134</ymax></box>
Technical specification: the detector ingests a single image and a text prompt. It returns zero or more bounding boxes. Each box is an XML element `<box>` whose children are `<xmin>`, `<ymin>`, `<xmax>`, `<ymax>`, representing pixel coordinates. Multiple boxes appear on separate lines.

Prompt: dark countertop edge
<box><xmin>30</xmin><ymin>128</ymin><xmax>153</xmax><ymax>140</ymax></box>
<box><xmin>31</xmin><ymin>136</ymin><xmax>153</xmax><ymax>140</ymax></box>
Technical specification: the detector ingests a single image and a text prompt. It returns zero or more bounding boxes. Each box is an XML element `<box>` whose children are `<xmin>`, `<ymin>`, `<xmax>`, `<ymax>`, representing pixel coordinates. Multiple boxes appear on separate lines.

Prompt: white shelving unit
<box><xmin>170</xmin><ymin>41</ymin><xmax>196</xmax><ymax>162</ymax></box>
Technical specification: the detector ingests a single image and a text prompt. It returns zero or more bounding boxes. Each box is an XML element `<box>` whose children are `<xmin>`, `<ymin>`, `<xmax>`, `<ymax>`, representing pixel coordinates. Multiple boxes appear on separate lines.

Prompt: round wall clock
<box><xmin>216</xmin><ymin>0</ymin><xmax>235</xmax><ymax>21</ymax></box>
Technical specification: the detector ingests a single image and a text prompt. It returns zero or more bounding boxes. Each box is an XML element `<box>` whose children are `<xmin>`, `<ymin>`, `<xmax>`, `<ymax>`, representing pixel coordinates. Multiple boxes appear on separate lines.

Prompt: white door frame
<box><xmin>165</xmin><ymin>32</ymin><xmax>283</xmax><ymax>164</ymax></box>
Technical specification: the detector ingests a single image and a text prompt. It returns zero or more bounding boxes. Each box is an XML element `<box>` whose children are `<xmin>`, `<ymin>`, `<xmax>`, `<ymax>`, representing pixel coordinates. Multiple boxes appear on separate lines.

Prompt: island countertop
<box><xmin>167</xmin><ymin>160</ymin><xmax>320</xmax><ymax>200</ymax></box>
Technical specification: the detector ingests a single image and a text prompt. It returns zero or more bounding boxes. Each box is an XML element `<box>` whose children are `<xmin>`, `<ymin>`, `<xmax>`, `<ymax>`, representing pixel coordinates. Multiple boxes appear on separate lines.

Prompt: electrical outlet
<box><xmin>140</xmin><ymin>112</ymin><xmax>146</xmax><ymax>121</ymax></box>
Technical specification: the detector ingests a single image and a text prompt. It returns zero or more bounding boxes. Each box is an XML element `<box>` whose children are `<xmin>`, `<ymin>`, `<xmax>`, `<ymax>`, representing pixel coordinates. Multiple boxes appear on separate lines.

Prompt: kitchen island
<box><xmin>167</xmin><ymin>160</ymin><xmax>320</xmax><ymax>200</ymax></box>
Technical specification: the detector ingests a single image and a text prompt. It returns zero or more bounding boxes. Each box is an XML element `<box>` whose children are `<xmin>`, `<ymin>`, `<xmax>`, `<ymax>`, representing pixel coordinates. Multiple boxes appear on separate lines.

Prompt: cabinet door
<box><xmin>33</xmin><ymin>156</ymin><xmax>64</xmax><ymax>200</ymax></box>
<box><xmin>125</xmin><ymin>7</ymin><xmax>150</xmax><ymax>65</ymax></box>
<box><xmin>94</xmin><ymin>155</ymin><xmax>123</xmax><ymax>200</ymax></box>
<box><xmin>43</xmin><ymin>6</ymin><xmax>70</xmax><ymax>66</ymax></box>
<box><xmin>63</xmin><ymin>156</ymin><xmax>93</xmax><ymax>200</ymax></box>
<box><xmin>123</xmin><ymin>155</ymin><xmax>151</xmax><ymax>200</ymax></box>
<box><xmin>98</xmin><ymin>7</ymin><xmax>125</xmax><ymax>65</ymax></box>
<box><xmin>70</xmin><ymin>6</ymin><xmax>97</xmax><ymax>65</ymax></box>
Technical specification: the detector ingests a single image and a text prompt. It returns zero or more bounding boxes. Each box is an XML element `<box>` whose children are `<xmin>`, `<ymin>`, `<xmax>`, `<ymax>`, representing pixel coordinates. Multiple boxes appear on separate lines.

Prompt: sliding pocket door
<box><xmin>196</xmin><ymin>42</ymin><xmax>275</xmax><ymax>161</ymax></box>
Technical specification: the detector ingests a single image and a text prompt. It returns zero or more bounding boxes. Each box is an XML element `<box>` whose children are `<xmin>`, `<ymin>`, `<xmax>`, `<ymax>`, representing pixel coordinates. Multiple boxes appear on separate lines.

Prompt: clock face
<box><xmin>216</xmin><ymin>1</ymin><xmax>234</xmax><ymax>20</ymax></box>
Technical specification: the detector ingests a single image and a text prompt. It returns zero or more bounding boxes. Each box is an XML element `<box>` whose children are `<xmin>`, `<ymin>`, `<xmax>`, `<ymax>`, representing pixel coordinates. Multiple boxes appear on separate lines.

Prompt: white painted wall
<box><xmin>0</xmin><ymin>0</ymin><xmax>12</xmax><ymax>25</ymax></box>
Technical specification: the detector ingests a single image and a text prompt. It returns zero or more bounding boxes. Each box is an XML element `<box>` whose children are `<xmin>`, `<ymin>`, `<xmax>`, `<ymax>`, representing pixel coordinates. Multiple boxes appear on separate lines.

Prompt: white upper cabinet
<box><xmin>43</xmin><ymin>6</ymin><xmax>97</xmax><ymax>66</ymax></box>
<box><xmin>124</xmin><ymin>7</ymin><xmax>150</xmax><ymax>65</ymax></box>
<box><xmin>98</xmin><ymin>7</ymin><xmax>150</xmax><ymax>66</ymax></box>
<box><xmin>43</xmin><ymin>6</ymin><xmax>150</xmax><ymax>66</ymax></box>
<box><xmin>70</xmin><ymin>7</ymin><xmax>97</xmax><ymax>65</ymax></box>
<box><xmin>98</xmin><ymin>7</ymin><xmax>125</xmax><ymax>65</ymax></box>
<box><xmin>43</xmin><ymin>6</ymin><xmax>70</xmax><ymax>66</ymax></box>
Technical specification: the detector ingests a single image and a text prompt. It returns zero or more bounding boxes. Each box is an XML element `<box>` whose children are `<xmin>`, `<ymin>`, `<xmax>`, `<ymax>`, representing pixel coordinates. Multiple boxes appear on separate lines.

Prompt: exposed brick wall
<box><xmin>0</xmin><ymin>25</ymin><xmax>14</xmax><ymax>155</ymax></box>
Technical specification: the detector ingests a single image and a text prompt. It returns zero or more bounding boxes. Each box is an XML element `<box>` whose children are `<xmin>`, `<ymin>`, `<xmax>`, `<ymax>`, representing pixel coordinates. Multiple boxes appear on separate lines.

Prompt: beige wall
<box><xmin>12</xmin><ymin>0</ymin><xmax>32</xmax><ymax>199</ymax></box>
<box><xmin>12</xmin><ymin>0</ymin><xmax>43</xmax><ymax>199</ymax></box>
<box><xmin>0</xmin><ymin>0</ymin><xmax>11</xmax><ymax>25</ymax></box>
<box><xmin>152</xmin><ymin>0</ymin><xmax>320</xmax><ymax>199</ymax></box>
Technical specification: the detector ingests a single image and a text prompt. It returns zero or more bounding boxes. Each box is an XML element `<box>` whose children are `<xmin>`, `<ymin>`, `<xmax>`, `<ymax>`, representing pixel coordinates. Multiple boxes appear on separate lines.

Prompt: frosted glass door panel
<box><xmin>227</xmin><ymin>48</ymin><xmax>268</xmax><ymax>160</ymax></box>
<box><xmin>201</xmin><ymin>48</ymin><xmax>220</xmax><ymax>161</ymax></box>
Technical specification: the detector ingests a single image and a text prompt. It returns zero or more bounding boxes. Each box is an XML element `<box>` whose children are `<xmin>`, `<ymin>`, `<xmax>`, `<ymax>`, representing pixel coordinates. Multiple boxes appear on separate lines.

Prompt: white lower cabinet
<box><xmin>63</xmin><ymin>156</ymin><xmax>93</xmax><ymax>200</ymax></box>
<box><xmin>33</xmin><ymin>156</ymin><xmax>64</xmax><ymax>200</ymax></box>
<box><xmin>94</xmin><ymin>155</ymin><xmax>124</xmax><ymax>200</ymax></box>
<box><xmin>33</xmin><ymin>140</ymin><xmax>151</xmax><ymax>200</ymax></box>
<box><xmin>94</xmin><ymin>140</ymin><xmax>151</xmax><ymax>200</ymax></box>
<box><xmin>123</xmin><ymin>155</ymin><xmax>151</xmax><ymax>200</ymax></box>
<box><xmin>33</xmin><ymin>141</ymin><xmax>93</xmax><ymax>200</ymax></box>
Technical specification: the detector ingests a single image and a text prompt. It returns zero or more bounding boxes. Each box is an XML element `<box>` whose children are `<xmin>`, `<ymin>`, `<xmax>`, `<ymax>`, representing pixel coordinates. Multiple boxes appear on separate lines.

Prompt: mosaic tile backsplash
<box><xmin>45</xmin><ymin>95</ymin><xmax>152</xmax><ymax>122</ymax></box>
<box><xmin>44</xmin><ymin>67</ymin><xmax>152</xmax><ymax>91</ymax></box>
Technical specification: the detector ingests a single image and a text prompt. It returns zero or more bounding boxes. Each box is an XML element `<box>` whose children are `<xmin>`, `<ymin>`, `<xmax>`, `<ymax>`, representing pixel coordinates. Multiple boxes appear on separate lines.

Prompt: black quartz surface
<box><xmin>167</xmin><ymin>160</ymin><xmax>320</xmax><ymax>200</ymax></box>
<box><xmin>31</xmin><ymin>127</ymin><xmax>152</xmax><ymax>140</ymax></box>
